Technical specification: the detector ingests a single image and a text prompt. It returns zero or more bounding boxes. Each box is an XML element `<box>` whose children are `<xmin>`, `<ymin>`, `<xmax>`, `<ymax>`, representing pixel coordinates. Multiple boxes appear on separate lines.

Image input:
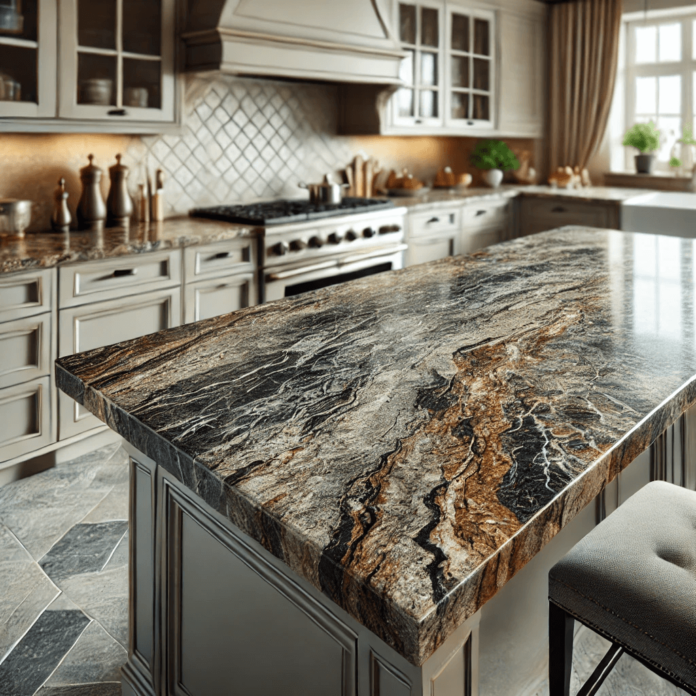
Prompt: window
<box><xmin>625</xmin><ymin>14</ymin><xmax>696</xmax><ymax>170</ymax></box>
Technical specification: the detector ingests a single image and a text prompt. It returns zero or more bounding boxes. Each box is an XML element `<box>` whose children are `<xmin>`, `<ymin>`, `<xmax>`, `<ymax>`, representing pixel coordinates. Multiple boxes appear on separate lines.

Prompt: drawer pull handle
<box><xmin>107</xmin><ymin>108</ymin><xmax>128</xmax><ymax>117</ymax></box>
<box><xmin>551</xmin><ymin>207</ymin><xmax>567</xmax><ymax>213</ymax></box>
<box><xmin>213</xmin><ymin>251</ymin><xmax>231</xmax><ymax>259</ymax></box>
<box><xmin>475</xmin><ymin>210</ymin><xmax>487</xmax><ymax>216</ymax></box>
<box><xmin>427</xmin><ymin>217</ymin><xmax>440</xmax><ymax>224</ymax></box>
<box><xmin>112</xmin><ymin>268</ymin><xmax>137</xmax><ymax>278</ymax></box>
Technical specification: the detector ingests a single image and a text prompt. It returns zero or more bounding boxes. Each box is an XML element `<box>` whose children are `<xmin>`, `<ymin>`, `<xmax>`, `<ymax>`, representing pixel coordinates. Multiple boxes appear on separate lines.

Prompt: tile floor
<box><xmin>0</xmin><ymin>442</ymin><xmax>688</xmax><ymax>696</ymax></box>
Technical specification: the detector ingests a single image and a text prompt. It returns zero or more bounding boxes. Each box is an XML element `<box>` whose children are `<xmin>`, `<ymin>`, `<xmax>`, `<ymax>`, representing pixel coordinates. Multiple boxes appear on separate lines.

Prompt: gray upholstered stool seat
<box><xmin>548</xmin><ymin>481</ymin><xmax>696</xmax><ymax>696</ymax></box>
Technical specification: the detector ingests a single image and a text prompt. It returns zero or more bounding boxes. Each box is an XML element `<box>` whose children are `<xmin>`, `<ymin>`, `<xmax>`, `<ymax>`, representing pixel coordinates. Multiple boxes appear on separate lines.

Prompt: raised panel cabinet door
<box><xmin>462</xmin><ymin>226</ymin><xmax>503</xmax><ymax>254</ymax></box>
<box><xmin>0</xmin><ymin>376</ymin><xmax>53</xmax><ymax>463</ymax></box>
<box><xmin>0</xmin><ymin>0</ymin><xmax>57</xmax><ymax>119</ymax></box>
<box><xmin>406</xmin><ymin>235</ymin><xmax>455</xmax><ymax>267</ymax></box>
<box><xmin>58</xmin><ymin>286</ymin><xmax>181</xmax><ymax>440</ymax></box>
<box><xmin>57</xmin><ymin>0</ymin><xmax>176</xmax><ymax>123</ymax></box>
<box><xmin>184</xmin><ymin>273</ymin><xmax>257</xmax><ymax>324</ymax></box>
<box><xmin>0</xmin><ymin>313</ymin><xmax>51</xmax><ymax>389</ymax></box>
<box><xmin>519</xmin><ymin>199</ymin><xmax>616</xmax><ymax>237</ymax></box>
<box><xmin>0</xmin><ymin>269</ymin><xmax>54</xmax><ymax>323</ymax></box>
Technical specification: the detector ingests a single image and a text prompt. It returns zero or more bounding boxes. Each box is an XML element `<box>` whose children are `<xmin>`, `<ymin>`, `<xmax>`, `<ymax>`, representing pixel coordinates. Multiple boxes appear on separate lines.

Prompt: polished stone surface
<box><xmin>0</xmin><ymin>217</ymin><xmax>254</xmax><ymax>274</ymax></box>
<box><xmin>57</xmin><ymin>227</ymin><xmax>696</xmax><ymax>665</ymax></box>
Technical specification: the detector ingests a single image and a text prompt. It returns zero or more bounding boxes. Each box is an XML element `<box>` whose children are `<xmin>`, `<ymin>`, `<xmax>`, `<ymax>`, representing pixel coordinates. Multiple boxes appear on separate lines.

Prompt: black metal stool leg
<box><xmin>549</xmin><ymin>602</ymin><xmax>574</xmax><ymax>696</ymax></box>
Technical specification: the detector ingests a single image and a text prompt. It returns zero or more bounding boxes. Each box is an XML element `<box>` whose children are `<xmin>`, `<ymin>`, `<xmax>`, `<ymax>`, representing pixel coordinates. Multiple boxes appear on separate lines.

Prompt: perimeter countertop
<box><xmin>0</xmin><ymin>218</ymin><xmax>254</xmax><ymax>275</ymax></box>
<box><xmin>55</xmin><ymin>226</ymin><xmax>696</xmax><ymax>666</ymax></box>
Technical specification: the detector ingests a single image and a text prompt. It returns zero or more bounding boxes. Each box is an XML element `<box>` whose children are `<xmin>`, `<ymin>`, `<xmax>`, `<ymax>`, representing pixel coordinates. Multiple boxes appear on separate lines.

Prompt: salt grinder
<box><xmin>51</xmin><ymin>177</ymin><xmax>71</xmax><ymax>233</ymax></box>
<box><xmin>77</xmin><ymin>154</ymin><xmax>107</xmax><ymax>231</ymax></box>
<box><xmin>107</xmin><ymin>154</ymin><xmax>134</xmax><ymax>227</ymax></box>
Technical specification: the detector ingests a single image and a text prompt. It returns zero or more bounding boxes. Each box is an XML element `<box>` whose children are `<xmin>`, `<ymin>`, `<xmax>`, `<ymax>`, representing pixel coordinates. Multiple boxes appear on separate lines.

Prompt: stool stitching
<box><xmin>551</xmin><ymin>576</ymin><xmax>696</xmax><ymax>667</ymax></box>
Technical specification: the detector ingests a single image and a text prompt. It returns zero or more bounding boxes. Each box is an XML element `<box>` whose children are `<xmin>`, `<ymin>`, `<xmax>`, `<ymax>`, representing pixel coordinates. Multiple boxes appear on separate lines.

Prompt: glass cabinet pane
<box><xmin>123</xmin><ymin>0</ymin><xmax>162</xmax><ymax>56</ymax></box>
<box><xmin>420</xmin><ymin>51</ymin><xmax>437</xmax><ymax>86</ymax></box>
<box><xmin>473</xmin><ymin>94</ymin><xmax>489</xmax><ymax>120</ymax></box>
<box><xmin>474</xmin><ymin>18</ymin><xmax>490</xmax><ymax>56</ymax></box>
<box><xmin>0</xmin><ymin>44</ymin><xmax>36</xmax><ymax>102</ymax></box>
<box><xmin>420</xmin><ymin>89</ymin><xmax>438</xmax><ymax>118</ymax></box>
<box><xmin>0</xmin><ymin>0</ymin><xmax>38</xmax><ymax>41</ymax></box>
<box><xmin>451</xmin><ymin>56</ymin><xmax>469</xmax><ymax>88</ymax></box>
<box><xmin>451</xmin><ymin>13</ymin><xmax>469</xmax><ymax>52</ymax></box>
<box><xmin>123</xmin><ymin>58</ymin><xmax>161</xmax><ymax>109</ymax></box>
<box><xmin>399</xmin><ymin>4</ymin><xmax>416</xmax><ymax>45</ymax></box>
<box><xmin>397</xmin><ymin>87</ymin><xmax>414</xmax><ymax>117</ymax></box>
<box><xmin>421</xmin><ymin>7</ymin><xmax>438</xmax><ymax>48</ymax></box>
<box><xmin>78</xmin><ymin>0</ymin><xmax>117</xmax><ymax>49</ymax></box>
<box><xmin>77</xmin><ymin>53</ymin><xmax>117</xmax><ymax>105</ymax></box>
<box><xmin>473</xmin><ymin>58</ymin><xmax>489</xmax><ymax>91</ymax></box>
<box><xmin>400</xmin><ymin>50</ymin><xmax>415</xmax><ymax>84</ymax></box>
<box><xmin>451</xmin><ymin>92</ymin><xmax>469</xmax><ymax>120</ymax></box>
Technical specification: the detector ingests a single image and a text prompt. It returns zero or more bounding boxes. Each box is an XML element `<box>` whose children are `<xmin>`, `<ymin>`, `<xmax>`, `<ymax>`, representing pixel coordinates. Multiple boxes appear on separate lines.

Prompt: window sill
<box><xmin>605</xmin><ymin>171</ymin><xmax>693</xmax><ymax>192</ymax></box>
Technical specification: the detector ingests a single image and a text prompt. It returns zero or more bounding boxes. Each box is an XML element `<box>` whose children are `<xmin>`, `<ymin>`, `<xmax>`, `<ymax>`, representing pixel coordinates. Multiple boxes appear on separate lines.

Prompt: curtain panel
<box><xmin>548</xmin><ymin>0</ymin><xmax>623</xmax><ymax>171</ymax></box>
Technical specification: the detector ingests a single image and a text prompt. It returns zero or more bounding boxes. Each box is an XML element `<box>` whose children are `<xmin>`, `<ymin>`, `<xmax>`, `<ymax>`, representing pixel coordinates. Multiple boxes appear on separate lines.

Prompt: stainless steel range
<box><xmin>191</xmin><ymin>199</ymin><xmax>407</xmax><ymax>302</ymax></box>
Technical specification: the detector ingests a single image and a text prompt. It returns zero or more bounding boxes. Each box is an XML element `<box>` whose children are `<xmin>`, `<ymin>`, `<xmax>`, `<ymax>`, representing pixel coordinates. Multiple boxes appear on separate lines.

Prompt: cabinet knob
<box><xmin>551</xmin><ymin>207</ymin><xmax>567</xmax><ymax>213</ymax></box>
<box><xmin>107</xmin><ymin>109</ymin><xmax>128</xmax><ymax>117</ymax></box>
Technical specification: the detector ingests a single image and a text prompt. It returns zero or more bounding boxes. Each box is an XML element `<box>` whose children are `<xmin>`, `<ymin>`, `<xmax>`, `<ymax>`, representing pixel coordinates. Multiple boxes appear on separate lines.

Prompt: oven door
<box><xmin>264</xmin><ymin>245</ymin><xmax>407</xmax><ymax>302</ymax></box>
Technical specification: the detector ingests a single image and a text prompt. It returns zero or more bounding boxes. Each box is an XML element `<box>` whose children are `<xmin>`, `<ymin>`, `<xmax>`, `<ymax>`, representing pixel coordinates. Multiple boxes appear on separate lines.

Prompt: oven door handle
<box><xmin>266</xmin><ymin>260</ymin><xmax>338</xmax><ymax>281</ymax></box>
<box><xmin>338</xmin><ymin>244</ymin><xmax>408</xmax><ymax>266</ymax></box>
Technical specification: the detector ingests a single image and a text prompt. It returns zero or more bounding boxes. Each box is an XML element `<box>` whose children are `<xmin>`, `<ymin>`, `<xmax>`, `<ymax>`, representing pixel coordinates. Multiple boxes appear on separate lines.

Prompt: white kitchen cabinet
<box><xmin>406</xmin><ymin>207</ymin><xmax>461</xmax><ymax>266</ymax></box>
<box><xmin>0</xmin><ymin>313</ymin><xmax>52</xmax><ymax>390</ymax></box>
<box><xmin>58</xmin><ymin>286</ymin><xmax>181</xmax><ymax>440</ymax></box>
<box><xmin>518</xmin><ymin>198</ymin><xmax>621</xmax><ymax>237</ymax></box>
<box><xmin>461</xmin><ymin>198</ymin><xmax>510</xmax><ymax>252</ymax></box>
<box><xmin>184</xmin><ymin>274</ymin><xmax>257</xmax><ymax>324</ymax></box>
<box><xmin>0</xmin><ymin>0</ymin><xmax>179</xmax><ymax>132</ymax></box>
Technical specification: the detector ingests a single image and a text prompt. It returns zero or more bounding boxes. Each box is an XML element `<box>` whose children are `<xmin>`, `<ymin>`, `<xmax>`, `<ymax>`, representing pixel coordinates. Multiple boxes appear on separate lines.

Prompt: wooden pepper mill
<box><xmin>51</xmin><ymin>177</ymin><xmax>72</xmax><ymax>233</ymax></box>
<box><xmin>77</xmin><ymin>154</ymin><xmax>107</xmax><ymax>231</ymax></box>
<box><xmin>107</xmin><ymin>154</ymin><xmax>134</xmax><ymax>227</ymax></box>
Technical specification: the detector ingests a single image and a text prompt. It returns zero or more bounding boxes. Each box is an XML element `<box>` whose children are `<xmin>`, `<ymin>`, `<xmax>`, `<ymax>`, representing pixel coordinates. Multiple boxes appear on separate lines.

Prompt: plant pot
<box><xmin>482</xmin><ymin>169</ymin><xmax>504</xmax><ymax>188</ymax></box>
<box><xmin>635</xmin><ymin>154</ymin><xmax>655</xmax><ymax>174</ymax></box>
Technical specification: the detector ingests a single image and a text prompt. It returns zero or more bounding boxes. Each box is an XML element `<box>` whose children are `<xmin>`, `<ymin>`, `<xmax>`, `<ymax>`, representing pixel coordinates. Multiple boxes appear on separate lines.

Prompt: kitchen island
<box><xmin>56</xmin><ymin>227</ymin><xmax>696</xmax><ymax>696</ymax></box>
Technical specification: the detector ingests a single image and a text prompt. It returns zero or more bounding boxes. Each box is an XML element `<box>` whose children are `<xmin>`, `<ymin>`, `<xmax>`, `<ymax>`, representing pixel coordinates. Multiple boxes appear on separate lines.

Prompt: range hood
<box><xmin>181</xmin><ymin>0</ymin><xmax>406</xmax><ymax>84</ymax></box>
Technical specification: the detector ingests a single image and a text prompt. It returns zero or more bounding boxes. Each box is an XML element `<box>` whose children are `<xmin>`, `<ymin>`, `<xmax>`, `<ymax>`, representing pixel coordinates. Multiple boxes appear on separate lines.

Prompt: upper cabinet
<box><xmin>0</xmin><ymin>0</ymin><xmax>179</xmax><ymax>132</ymax></box>
<box><xmin>339</xmin><ymin>0</ymin><xmax>546</xmax><ymax>138</ymax></box>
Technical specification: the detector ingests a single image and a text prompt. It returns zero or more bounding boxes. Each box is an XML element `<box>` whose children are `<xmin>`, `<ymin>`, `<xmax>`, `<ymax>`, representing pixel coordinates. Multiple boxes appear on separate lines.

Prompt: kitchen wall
<box><xmin>0</xmin><ymin>74</ymin><xmax>538</xmax><ymax>232</ymax></box>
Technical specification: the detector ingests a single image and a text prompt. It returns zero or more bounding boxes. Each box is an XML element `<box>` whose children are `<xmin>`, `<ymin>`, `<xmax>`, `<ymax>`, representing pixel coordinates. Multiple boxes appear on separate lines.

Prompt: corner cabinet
<box><xmin>339</xmin><ymin>0</ymin><xmax>546</xmax><ymax>138</ymax></box>
<box><xmin>0</xmin><ymin>0</ymin><xmax>179</xmax><ymax>132</ymax></box>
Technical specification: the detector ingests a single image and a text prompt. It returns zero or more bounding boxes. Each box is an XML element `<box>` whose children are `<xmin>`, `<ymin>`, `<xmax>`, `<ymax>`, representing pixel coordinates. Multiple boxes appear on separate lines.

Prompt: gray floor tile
<box><xmin>36</xmin><ymin>683</ymin><xmax>121</xmax><ymax>696</ymax></box>
<box><xmin>104</xmin><ymin>532</ymin><xmax>129</xmax><ymax>571</ymax></box>
<box><xmin>0</xmin><ymin>608</ymin><xmax>90</xmax><ymax>696</ymax></box>
<box><xmin>82</xmin><ymin>478</ymin><xmax>129</xmax><ymax>524</ymax></box>
<box><xmin>40</xmin><ymin>522</ymin><xmax>129</xmax><ymax>583</ymax></box>
<box><xmin>0</xmin><ymin>524</ymin><xmax>60</xmax><ymax>660</ymax></box>
<box><xmin>59</xmin><ymin>564</ymin><xmax>129</xmax><ymax>648</ymax></box>
<box><xmin>46</xmin><ymin>621</ymin><xmax>127</xmax><ymax>687</ymax></box>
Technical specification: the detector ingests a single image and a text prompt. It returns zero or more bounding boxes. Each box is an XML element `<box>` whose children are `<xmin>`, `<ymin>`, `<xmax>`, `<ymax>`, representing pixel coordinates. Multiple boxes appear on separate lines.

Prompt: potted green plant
<box><xmin>622</xmin><ymin>122</ymin><xmax>660</xmax><ymax>174</ymax></box>
<box><xmin>470</xmin><ymin>140</ymin><xmax>520</xmax><ymax>188</ymax></box>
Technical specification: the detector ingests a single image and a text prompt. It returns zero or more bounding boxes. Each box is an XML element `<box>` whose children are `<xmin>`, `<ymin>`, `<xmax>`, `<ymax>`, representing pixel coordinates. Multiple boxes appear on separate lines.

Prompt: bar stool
<box><xmin>548</xmin><ymin>481</ymin><xmax>696</xmax><ymax>696</ymax></box>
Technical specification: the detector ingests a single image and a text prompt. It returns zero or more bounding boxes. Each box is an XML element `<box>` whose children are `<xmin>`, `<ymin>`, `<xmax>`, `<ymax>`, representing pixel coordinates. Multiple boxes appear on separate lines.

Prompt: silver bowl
<box><xmin>0</xmin><ymin>199</ymin><xmax>32</xmax><ymax>237</ymax></box>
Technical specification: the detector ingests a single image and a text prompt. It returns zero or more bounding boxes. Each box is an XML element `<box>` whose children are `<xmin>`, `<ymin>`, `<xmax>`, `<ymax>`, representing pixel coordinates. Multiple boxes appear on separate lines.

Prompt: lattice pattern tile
<box><xmin>125</xmin><ymin>75</ymin><xmax>355</xmax><ymax>217</ymax></box>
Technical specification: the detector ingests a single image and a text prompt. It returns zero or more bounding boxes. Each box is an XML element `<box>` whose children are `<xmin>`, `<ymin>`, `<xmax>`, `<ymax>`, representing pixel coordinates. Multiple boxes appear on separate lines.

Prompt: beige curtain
<box><xmin>549</xmin><ymin>0</ymin><xmax>623</xmax><ymax>172</ymax></box>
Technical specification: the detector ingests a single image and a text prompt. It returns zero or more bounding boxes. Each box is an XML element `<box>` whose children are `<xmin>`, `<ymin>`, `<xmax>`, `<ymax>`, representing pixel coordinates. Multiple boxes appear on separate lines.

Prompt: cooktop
<box><xmin>190</xmin><ymin>198</ymin><xmax>394</xmax><ymax>226</ymax></box>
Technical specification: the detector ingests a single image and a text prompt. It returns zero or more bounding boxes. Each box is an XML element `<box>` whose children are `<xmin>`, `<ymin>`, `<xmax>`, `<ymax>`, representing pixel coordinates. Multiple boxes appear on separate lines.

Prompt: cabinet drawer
<box><xmin>184</xmin><ymin>273</ymin><xmax>258</xmax><ymax>324</ymax></box>
<box><xmin>462</xmin><ymin>199</ymin><xmax>511</xmax><ymax>232</ymax></box>
<box><xmin>0</xmin><ymin>314</ymin><xmax>52</xmax><ymax>389</ymax></box>
<box><xmin>519</xmin><ymin>199</ymin><xmax>617</xmax><ymax>237</ymax></box>
<box><xmin>463</xmin><ymin>226</ymin><xmax>504</xmax><ymax>254</ymax></box>
<box><xmin>0</xmin><ymin>269</ymin><xmax>54</xmax><ymax>323</ymax></box>
<box><xmin>184</xmin><ymin>239</ymin><xmax>256</xmax><ymax>284</ymax></box>
<box><xmin>59</xmin><ymin>250</ymin><xmax>181</xmax><ymax>308</ymax></box>
<box><xmin>58</xmin><ymin>287</ymin><xmax>181</xmax><ymax>440</ymax></box>
<box><xmin>406</xmin><ymin>235</ymin><xmax>458</xmax><ymax>267</ymax></box>
<box><xmin>409</xmin><ymin>208</ymin><xmax>461</xmax><ymax>239</ymax></box>
<box><xmin>0</xmin><ymin>377</ymin><xmax>54</xmax><ymax>463</ymax></box>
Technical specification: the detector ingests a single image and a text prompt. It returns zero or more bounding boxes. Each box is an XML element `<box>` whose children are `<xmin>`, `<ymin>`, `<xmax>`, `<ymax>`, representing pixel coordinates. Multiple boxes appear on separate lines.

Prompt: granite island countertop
<box><xmin>55</xmin><ymin>226</ymin><xmax>696</xmax><ymax>666</ymax></box>
<box><xmin>0</xmin><ymin>217</ymin><xmax>254</xmax><ymax>275</ymax></box>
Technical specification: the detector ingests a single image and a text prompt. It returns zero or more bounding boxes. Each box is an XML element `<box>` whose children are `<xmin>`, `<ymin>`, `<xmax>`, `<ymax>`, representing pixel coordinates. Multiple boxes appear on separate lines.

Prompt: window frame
<box><xmin>624</xmin><ymin>13</ymin><xmax>696</xmax><ymax>172</ymax></box>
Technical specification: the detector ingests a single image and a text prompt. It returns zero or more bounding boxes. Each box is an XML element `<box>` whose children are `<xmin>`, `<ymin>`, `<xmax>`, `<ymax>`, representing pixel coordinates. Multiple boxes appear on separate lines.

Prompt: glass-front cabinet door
<box><xmin>0</xmin><ymin>0</ymin><xmax>56</xmax><ymax>117</ymax></box>
<box><xmin>445</xmin><ymin>6</ymin><xmax>494</xmax><ymax>129</ymax></box>
<box><xmin>391</xmin><ymin>0</ymin><xmax>444</xmax><ymax>128</ymax></box>
<box><xmin>59</xmin><ymin>0</ymin><xmax>174</xmax><ymax>122</ymax></box>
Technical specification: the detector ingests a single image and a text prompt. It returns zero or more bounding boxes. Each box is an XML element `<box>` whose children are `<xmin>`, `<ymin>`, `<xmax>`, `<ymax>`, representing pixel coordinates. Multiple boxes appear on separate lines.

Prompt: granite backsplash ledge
<box><xmin>0</xmin><ymin>73</ymin><xmax>538</xmax><ymax>233</ymax></box>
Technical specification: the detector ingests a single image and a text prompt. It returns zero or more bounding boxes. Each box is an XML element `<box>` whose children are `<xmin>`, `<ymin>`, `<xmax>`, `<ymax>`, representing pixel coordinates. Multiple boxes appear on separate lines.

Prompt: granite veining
<box><xmin>56</xmin><ymin>227</ymin><xmax>696</xmax><ymax>665</ymax></box>
<box><xmin>0</xmin><ymin>218</ymin><xmax>253</xmax><ymax>275</ymax></box>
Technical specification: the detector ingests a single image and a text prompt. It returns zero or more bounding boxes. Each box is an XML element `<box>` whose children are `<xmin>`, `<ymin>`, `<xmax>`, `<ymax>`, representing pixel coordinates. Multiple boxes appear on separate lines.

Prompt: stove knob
<box><xmin>328</xmin><ymin>232</ymin><xmax>344</xmax><ymax>244</ymax></box>
<box><xmin>345</xmin><ymin>229</ymin><xmax>358</xmax><ymax>241</ymax></box>
<box><xmin>309</xmin><ymin>235</ymin><xmax>325</xmax><ymax>248</ymax></box>
<box><xmin>272</xmin><ymin>241</ymin><xmax>289</xmax><ymax>256</ymax></box>
<box><xmin>363</xmin><ymin>227</ymin><xmax>376</xmax><ymax>238</ymax></box>
<box><xmin>290</xmin><ymin>239</ymin><xmax>308</xmax><ymax>252</ymax></box>
<box><xmin>379</xmin><ymin>224</ymin><xmax>401</xmax><ymax>235</ymax></box>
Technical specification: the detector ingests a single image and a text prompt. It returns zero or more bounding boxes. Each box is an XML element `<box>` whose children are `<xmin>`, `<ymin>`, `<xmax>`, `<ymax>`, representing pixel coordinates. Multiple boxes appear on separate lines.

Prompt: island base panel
<box><xmin>122</xmin><ymin>441</ymin><xmax>480</xmax><ymax>696</ymax></box>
